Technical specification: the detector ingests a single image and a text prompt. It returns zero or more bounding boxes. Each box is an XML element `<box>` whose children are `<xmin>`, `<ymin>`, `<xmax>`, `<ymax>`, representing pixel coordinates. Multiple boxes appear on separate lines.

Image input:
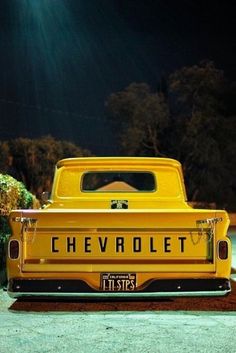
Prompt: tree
<box><xmin>169</xmin><ymin>61</ymin><xmax>236</xmax><ymax>208</ymax></box>
<box><xmin>169</xmin><ymin>61</ymin><xmax>224</xmax><ymax>111</ymax></box>
<box><xmin>106</xmin><ymin>61</ymin><xmax>236</xmax><ymax>209</ymax></box>
<box><xmin>0</xmin><ymin>136</ymin><xmax>92</xmax><ymax>197</ymax></box>
<box><xmin>106</xmin><ymin>83</ymin><xmax>170</xmax><ymax>156</ymax></box>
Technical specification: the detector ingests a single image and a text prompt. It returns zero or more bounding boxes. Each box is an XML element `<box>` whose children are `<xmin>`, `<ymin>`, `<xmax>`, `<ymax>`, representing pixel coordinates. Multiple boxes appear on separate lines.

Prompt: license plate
<box><xmin>101</xmin><ymin>273</ymin><xmax>136</xmax><ymax>291</ymax></box>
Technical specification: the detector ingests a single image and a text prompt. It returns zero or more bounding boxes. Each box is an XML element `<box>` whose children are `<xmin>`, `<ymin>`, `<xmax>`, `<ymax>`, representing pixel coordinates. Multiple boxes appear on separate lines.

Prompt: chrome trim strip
<box><xmin>8</xmin><ymin>289</ymin><xmax>230</xmax><ymax>299</ymax></box>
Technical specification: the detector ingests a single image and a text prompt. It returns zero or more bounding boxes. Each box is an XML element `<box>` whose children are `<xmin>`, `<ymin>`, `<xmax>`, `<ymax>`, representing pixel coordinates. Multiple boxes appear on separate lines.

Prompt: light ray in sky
<box><xmin>0</xmin><ymin>0</ymin><xmax>162</xmax><ymax>153</ymax></box>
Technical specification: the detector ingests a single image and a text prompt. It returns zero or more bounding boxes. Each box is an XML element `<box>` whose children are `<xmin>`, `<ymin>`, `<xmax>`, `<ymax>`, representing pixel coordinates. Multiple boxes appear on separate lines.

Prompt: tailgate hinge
<box><xmin>12</xmin><ymin>216</ymin><xmax>38</xmax><ymax>243</ymax></box>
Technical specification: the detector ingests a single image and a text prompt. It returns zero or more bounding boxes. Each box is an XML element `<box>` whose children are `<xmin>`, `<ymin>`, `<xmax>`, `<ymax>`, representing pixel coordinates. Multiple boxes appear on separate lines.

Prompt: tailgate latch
<box><xmin>196</xmin><ymin>217</ymin><xmax>223</xmax><ymax>226</ymax></box>
<box><xmin>12</xmin><ymin>217</ymin><xmax>38</xmax><ymax>226</ymax></box>
<box><xmin>12</xmin><ymin>216</ymin><xmax>38</xmax><ymax>243</ymax></box>
<box><xmin>195</xmin><ymin>217</ymin><xmax>223</xmax><ymax>243</ymax></box>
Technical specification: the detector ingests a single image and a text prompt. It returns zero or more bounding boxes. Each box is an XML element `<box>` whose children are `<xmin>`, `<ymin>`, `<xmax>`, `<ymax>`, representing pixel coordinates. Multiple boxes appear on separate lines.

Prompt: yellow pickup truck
<box><xmin>7</xmin><ymin>157</ymin><xmax>231</xmax><ymax>298</ymax></box>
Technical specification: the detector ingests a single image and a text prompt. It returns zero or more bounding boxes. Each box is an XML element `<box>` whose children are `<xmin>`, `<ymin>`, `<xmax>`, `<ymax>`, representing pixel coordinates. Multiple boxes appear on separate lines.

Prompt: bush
<box><xmin>0</xmin><ymin>174</ymin><xmax>35</xmax><ymax>287</ymax></box>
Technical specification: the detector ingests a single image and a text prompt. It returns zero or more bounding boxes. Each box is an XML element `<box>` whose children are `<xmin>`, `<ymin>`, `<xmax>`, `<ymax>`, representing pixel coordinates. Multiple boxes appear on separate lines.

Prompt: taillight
<box><xmin>218</xmin><ymin>240</ymin><xmax>228</xmax><ymax>260</ymax></box>
<box><xmin>9</xmin><ymin>240</ymin><xmax>20</xmax><ymax>259</ymax></box>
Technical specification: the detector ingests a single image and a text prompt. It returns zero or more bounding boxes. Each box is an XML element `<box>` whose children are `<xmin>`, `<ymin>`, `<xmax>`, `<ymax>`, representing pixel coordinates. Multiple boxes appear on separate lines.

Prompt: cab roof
<box><xmin>56</xmin><ymin>157</ymin><xmax>182</xmax><ymax>169</ymax></box>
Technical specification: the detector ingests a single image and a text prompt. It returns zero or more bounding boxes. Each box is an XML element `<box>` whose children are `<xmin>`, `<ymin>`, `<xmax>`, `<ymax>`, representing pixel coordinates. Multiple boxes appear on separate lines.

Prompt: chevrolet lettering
<box><xmin>7</xmin><ymin>157</ymin><xmax>231</xmax><ymax>298</ymax></box>
<box><xmin>50</xmin><ymin>235</ymin><xmax>188</xmax><ymax>254</ymax></box>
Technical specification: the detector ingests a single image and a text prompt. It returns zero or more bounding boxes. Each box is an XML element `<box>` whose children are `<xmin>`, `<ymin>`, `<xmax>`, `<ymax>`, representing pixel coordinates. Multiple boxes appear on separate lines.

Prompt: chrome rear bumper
<box><xmin>8</xmin><ymin>278</ymin><xmax>231</xmax><ymax>298</ymax></box>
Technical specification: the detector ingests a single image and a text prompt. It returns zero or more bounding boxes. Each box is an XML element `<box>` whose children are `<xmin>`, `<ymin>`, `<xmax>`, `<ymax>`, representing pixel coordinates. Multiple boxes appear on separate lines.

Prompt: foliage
<box><xmin>106</xmin><ymin>83</ymin><xmax>169</xmax><ymax>156</ymax></box>
<box><xmin>0</xmin><ymin>173</ymin><xmax>35</xmax><ymax>239</ymax></box>
<box><xmin>0</xmin><ymin>174</ymin><xmax>35</xmax><ymax>286</ymax></box>
<box><xmin>0</xmin><ymin>136</ymin><xmax>92</xmax><ymax>197</ymax></box>
<box><xmin>106</xmin><ymin>61</ymin><xmax>236</xmax><ymax>210</ymax></box>
<box><xmin>0</xmin><ymin>174</ymin><xmax>33</xmax><ymax>216</ymax></box>
<box><xmin>169</xmin><ymin>61</ymin><xmax>236</xmax><ymax>208</ymax></box>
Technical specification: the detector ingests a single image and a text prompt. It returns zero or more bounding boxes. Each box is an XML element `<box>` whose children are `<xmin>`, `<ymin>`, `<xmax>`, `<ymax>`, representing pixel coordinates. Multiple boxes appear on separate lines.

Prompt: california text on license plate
<box><xmin>101</xmin><ymin>273</ymin><xmax>136</xmax><ymax>291</ymax></box>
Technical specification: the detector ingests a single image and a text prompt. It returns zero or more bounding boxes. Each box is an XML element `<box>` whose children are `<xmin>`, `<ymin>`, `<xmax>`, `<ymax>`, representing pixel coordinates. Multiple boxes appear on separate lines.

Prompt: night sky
<box><xmin>0</xmin><ymin>0</ymin><xmax>235</xmax><ymax>154</ymax></box>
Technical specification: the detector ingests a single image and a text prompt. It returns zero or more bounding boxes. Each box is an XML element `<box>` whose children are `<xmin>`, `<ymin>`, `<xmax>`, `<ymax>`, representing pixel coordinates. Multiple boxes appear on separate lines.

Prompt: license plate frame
<box><xmin>101</xmin><ymin>273</ymin><xmax>137</xmax><ymax>292</ymax></box>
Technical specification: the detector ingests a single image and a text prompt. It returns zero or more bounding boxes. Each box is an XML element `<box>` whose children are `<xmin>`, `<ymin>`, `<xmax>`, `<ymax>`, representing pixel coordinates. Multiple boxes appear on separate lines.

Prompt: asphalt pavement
<box><xmin>1</xmin><ymin>292</ymin><xmax>236</xmax><ymax>353</ymax></box>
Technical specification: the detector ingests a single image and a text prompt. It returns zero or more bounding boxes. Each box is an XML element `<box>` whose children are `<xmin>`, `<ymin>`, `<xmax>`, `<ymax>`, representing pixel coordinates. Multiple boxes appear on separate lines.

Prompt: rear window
<box><xmin>82</xmin><ymin>172</ymin><xmax>156</xmax><ymax>192</ymax></box>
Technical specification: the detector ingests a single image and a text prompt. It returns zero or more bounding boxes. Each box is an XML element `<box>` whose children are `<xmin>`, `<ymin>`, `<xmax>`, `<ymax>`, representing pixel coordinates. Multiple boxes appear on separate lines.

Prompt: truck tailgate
<box><xmin>10</xmin><ymin>209</ymin><xmax>228</xmax><ymax>273</ymax></box>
